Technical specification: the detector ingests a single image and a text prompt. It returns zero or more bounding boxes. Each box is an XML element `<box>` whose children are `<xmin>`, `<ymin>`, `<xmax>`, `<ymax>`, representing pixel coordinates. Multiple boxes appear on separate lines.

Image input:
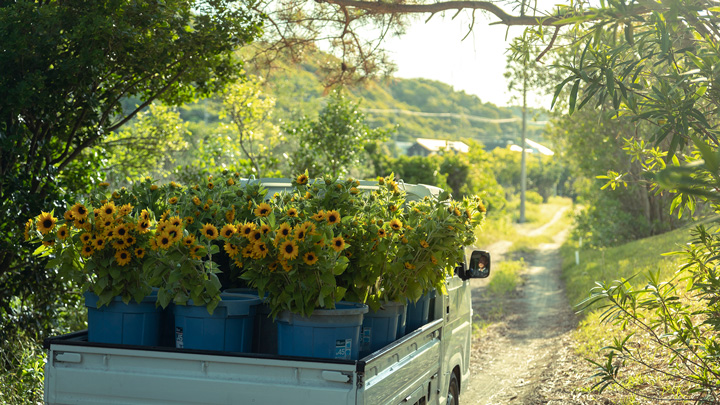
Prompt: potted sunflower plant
<box><xmin>27</xmin><ymin>178</ymin><xmax>165</xmax><ymax>345</ymax></box>
<box><xmin>223</xmin><ymin>174</ymin><xmax>368</xmax><ymax>360</ymax></box>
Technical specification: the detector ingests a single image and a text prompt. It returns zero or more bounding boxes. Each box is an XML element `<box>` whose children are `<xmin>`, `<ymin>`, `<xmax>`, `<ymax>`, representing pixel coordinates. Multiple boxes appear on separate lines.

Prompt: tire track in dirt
<box><xmin>462</xmin><ymin>209</ymin><xmax>577</xmax><ymax>404</ymax></box>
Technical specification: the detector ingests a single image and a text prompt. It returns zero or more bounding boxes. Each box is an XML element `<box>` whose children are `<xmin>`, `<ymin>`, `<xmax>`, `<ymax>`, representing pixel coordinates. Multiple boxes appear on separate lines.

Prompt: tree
<box><xmin>219</xmin><ymin>75</ymin><xmax>283</xmax><ymax>177</ymax></box>
<box><xmin>285</xmin><ymin>90</ymin><xmax>391</xmax><ymax>178</ymax></box>
<box><xmin>0</xmin><ymin>0</ymin><xmax>262</xmax><ymax>349</ymax></box>
<box><xmin>100</xmin><ymin>103</ymin><xmax>190</xmax><ymax>185</ymax></box>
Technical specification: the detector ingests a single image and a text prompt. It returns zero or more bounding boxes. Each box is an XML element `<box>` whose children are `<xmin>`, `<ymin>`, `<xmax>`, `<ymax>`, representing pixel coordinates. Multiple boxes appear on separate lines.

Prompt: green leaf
<box><xmin>569</xmin><ymin>80</ymin><xmax>580</xmax><ymax>114</ymax></box>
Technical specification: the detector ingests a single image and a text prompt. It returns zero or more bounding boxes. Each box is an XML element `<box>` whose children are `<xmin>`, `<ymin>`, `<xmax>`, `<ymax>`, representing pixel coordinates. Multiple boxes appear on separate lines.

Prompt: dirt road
<box><xmin>461</xmin><ymin>211</ymin><xmax>586</xmax><ymax>404</ymax></box>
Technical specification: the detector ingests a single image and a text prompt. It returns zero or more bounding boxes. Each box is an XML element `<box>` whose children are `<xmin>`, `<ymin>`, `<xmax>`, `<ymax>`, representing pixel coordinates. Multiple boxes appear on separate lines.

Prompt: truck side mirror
<box><xmin>467</xmin><ymin>250</ymin><xmax>490</xmax><ymax>279</ymax></box>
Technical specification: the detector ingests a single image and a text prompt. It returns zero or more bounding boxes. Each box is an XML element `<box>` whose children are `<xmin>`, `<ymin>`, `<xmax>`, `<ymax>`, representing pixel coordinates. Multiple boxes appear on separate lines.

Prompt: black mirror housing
<box><xmin>465</xmin><ymin>250</ymin><xmax>490</xmax><ymax>279</ymax></box>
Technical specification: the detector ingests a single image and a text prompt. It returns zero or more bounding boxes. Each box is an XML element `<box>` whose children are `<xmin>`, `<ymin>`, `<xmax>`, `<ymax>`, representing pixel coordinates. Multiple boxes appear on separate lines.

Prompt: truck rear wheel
<box><xmin>447</xmin><ymin>372</ymin><xmax>460</xmax><ymax>405</ymax></box>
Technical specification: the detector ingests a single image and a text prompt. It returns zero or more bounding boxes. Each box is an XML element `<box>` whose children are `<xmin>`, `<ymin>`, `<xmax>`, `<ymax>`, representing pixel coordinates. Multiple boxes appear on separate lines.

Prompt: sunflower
<box><xmin>220</xmin><ymin>224</ymin><xmax>236</xmax><ymax>239</ymax></box>
<box><xmin>157</xmin><ymin>232</ymin><xmax>173</xmax><ymax>249</ymax></box>
<box><xmin>125</xmin><ymin>235</ymin><xmax>136</xmax><ymax>246</ymax></box>
<box><xmin>100</xmin><ymin>218</ymin><xmax>113</xmax><ymax>229</ymax></box>
<box><xmin>312</xmin><ymin>211</ymin><xmax>326</xmax><ymax>222</ymax></box>
<box><xmin>168</xmin><ymin>196</ymin><xmax>178</xmax><ymax>205</ymax></box>
<box><xmin>201</xmin><ymin>223</ymin><xmax>218</xmax><ymax>240</ymax></box>
<box><xmin>56</xmin><ymin>225</ymin><xmax>69</xmax><ymax>240</ymax></box>
<box><xmin>75</xmin><ymin>218</ymin><xmax>91</xmax><ymax>232</ymax></box>
<box><xmin>225</xmin><ymin>206</ymin><xmax>236</xmax><ymax>223</ymax></box>
<box><xmin>99</xmin><ymin>202</ymin><xmax>116</xmax><ymax>218</ymax></box>
<box><xmin>135</xmin><ymin>247</ymin><xmax>146</xmax><ymax>259</ymax></box>
<box><xmin>207</xmin><ymin>182</ymin><xmax>214</xmax><ymax>190</ymax></box>
<box><xmin>42</xmin><ymin>240</ymin><xmax>55</xmax><ymax>247</ymax></box>
<box><xmin>137</xmin><ymin>220</ymin><xmax>150</xmax><ymax>234</ymax></box>
<box><xmin>81</xmin><ymin>245</ymin><xmax>94</xmax><ymax>257</ymax></box>
<box><xmin>227</xmin><ymin>178</ymin><xmax>235</xmax><ymax>186</ymax></box>
<box><xmin>420</xmin><ymin>240</ymin><xmax>430</xmax><ymax>248</ymax></box>
<box><xmin>169</xmin><ymin>216</ymin><xmax>183</xmax><ymax>227</ymax></box>
<box><xmin>390</xmin><ymin>218</ymin><xmax>403</xmax><ymax>231</ymax></box>
<box><xmin>113</xmin><ymin>239</ymin><xmax>126</xmax><ymax>249</ymax></box>
<box><xmin>302</xmin><ymin>222</ymin><xmax>317</xmax><ymax>235</ymax></box>
<box><xmin>118</xmin><ymin>203</ymin><xmax>133</xmax><ymax>216</ymax></box>
<box><xmin>268</xmin><ymin>261</ymin><xmax>278</xmax><ymax>272</ymax></box>
<box><xmin>303</xmin><ymin>251</ymin><xmax>319</xmax><ymax>265</ymax></box>
<box><xmin>259</xmin><ymin>224</ymin><xmax>271</xmax><ymax>234</ymax></box>
<box><xmin>24</xmin><ymin>219</ymin><xmax>33</xmax><ymax>241</ymax></box>
<box><xmin>325</xmin><ymin>210</ymin><xmax>341</xmax><ymax>225</ymax></box>
<box><xmin>63</xmin><ymin>210</ymin><xmax>74</xmax><ymax>221</ymax></box>
<box><xmin>252</xmin><ymin>242</ymin><xmax>269</xmax><ymax>259</ymax></box>
<box><xmin>477</xmin><ymin>202</ymin><xmax>486</xmax><ymax>213</ymax></box>
<box><xmin>233</xmin><ymin>258</ymin><xmax>244</xmax><ymax>269</ymax></box>
<box><xmin>36</xmin><ymin>212</ymin><xmax>57</xmax><ymax>235</ymax></box>
<box><xmin>254</xmin><ymin>202</ymin><xmax>272</xmax><ymax>217</ymax></box>
<box><xmin>430</xmin><ymin>255</ymin><xmax>438</xmax><ymax>265</ymax></box>
<box><xmin>192</xmin><ymin>196</ymin><xmax>202</xmax><ymax>206</ymax></box>
<box><xmin>239</xmin><ymin>222</ymin><xmax>256</xmax><ymax>239</ymax></box>
<box><xmin>280</xmin><ymin>260</ymin><xmax>293</xmax><ymax>272</ymax></box>
<box><xmin>404</xmin><ymin>262</ymin><xmax>415</xmax><ymax>270</ymax></box>
<box><xmin>377</xmin><ymin>228</ymin><xmax>387</xmax><ymax>238</ymax></box>
<box><xmin>150</xmin><ymin>184</ymin><xmax>159</xmax><ymax>191</ymax></box>
<box><xmin>80</xmin><ymin>232</ymin><xmax>93</xmax><ymax>244</ymax></box>
<box><xmin>296</xmin><ymin>173</ymin><xmax>309</xmax><ymax>185</ymax></box>
<box><xmin>183</xmin><ymin>235</ymin><xmax>196</xmax><ymax>246</ymax></box>
<box><xmin>189</xmin><ymin>245</ymin><xmax>202</xmax><ymax>260</ymax></box>
<box><xmin>389</xmin><ymin>204</ymin><xmax>398</xmax><ymax>213</ymax></box>
<box><xmin>279</xmin><ymin>240</ymin><xmax>299</xmax><ymax>260</ymax></box>
<box><xmin>114</xmin><ymin>224</ymin><xmax>129</xmax><ymax>238</ymax></box>
<box><xmin>184</xmin><ymin>216</ymin><xmax>194</xmax><ymax>225</ymax></box>
<box><xmin>140</xmin><ymin>209</ymin><xmax>150</xmax><ymax>221</ymax></box>
<box><xmin>349</xmin><ymin>187</ymin><xmax>359</xmax><ymax>195</ymax></box>
<box><xmin>241</xmin><ymin>245</ymin><xmax>254</xmax><ymax>258</ymax></box>
<box><xmin>286</xmin><ymin>208</ymin><xmax>298</xmax><ymax>218</ymax></box>
<box><xmin>70</xmin><ymin>203</ymin><xmax>89</xmax><ymax>220</ymax></box>
<box><xmin>294</xmin><ymin>226</ymin><xmax>306</xmax><ymax>241</ymax></box>
<box><xmin>99</xmin><ymin>182</ymin><xmax>110</xmax><ymax>187</ymax></box>
<box><xmin>224</xmin><ymin>242</ymin><xmax>240</xmax><ymax>257</ymax></box>
<box><xmin>330</xmin><ymin>236</ymin><xmax>346</xmax><ymax>252</ymax></box>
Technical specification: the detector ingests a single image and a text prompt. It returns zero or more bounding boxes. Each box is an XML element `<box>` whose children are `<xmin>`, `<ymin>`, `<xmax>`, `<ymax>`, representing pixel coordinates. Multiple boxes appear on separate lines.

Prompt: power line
<box><xmin>362</xmin><ymin>108</ymin><xmax>548</xmax><ymax>125</ymax></box>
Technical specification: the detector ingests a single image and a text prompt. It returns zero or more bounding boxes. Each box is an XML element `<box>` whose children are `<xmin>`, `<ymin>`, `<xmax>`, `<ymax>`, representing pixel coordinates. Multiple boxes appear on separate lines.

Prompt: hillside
<box><xmin>177</xmin><ymin>52</ymin><xmax>549</xmax><ymax>148</ymax></box>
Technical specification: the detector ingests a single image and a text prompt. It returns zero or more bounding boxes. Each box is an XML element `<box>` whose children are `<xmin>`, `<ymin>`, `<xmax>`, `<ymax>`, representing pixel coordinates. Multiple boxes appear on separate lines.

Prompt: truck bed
<box><xmin>43</xmin><ymin>319</ymin><xmax>444</xmax><ymax>405</ymax></box>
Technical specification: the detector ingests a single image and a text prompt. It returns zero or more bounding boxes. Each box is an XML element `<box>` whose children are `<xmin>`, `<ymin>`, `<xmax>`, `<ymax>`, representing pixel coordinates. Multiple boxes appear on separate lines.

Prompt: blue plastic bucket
<box><xmin>173</xmin><ymin>293</ymin><xmax>261</xmax><ymax>352</ymax></box>
<box><xmin>396</xmin><ymin>304</ymin><xmax>407</xmax><ymax>337</ymax></box>
<box><xmin>405</xmin><ymin>289</ymin><xmax>435</xmax><ymax>334</ymax></box>
<box><xmin>223</xmin><ymin>288</ymin><xmax>277</xmax><ymax>354</ymax></box>
<box><xmin>84</xmin><ymin>291</ymin><xmax>162</xmax><ymax>346</ymax></box>
<box><xmin>360</xmin><ymin>301</ymin><xmax>404</xmax><ymax>357</ymax></box>
<box><xmin>276</xmin><ymin>302</ymin><xmax>368</xmax><ymax>360</ymax></box>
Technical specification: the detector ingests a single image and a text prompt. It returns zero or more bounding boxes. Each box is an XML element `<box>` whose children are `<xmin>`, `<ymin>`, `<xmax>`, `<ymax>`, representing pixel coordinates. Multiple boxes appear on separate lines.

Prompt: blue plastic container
<box><xmin>396</xmin><ymin>304</ymin><xmax>407</xmax><ymax>337</ymax></box>
<box><xmin>223</xmin><ymin>288</ymin><xmax>277</xmax><ymax>354</ymax></box>
<box><xmin>276</xmin><ymin>302</ymin><xmax>368</xmax><ymax>360</ymax></box>
<box><xmin>360</xmin><ymin>301</ymin><xmax>404</xmax><ymax>357</ymax></box>
<box><xmin>405</xmin><ymin>289</ymin><xmax>436</xmax><ymax>334</ymax></box>
<box><xmin>84</xmin><ymin>291</ymin><xmax>162</xmax><ymax>346</ymax></box>
<box><xmin>173</xmin><ymin>293</ymin><xmax>261</xmax><ymax>352</ymax></box>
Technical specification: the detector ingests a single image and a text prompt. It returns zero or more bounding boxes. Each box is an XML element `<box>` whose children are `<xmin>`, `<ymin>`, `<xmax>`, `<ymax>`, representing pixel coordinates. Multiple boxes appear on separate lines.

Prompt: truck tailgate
<box><xmin>45</xmin><ymin>334</ymin><xmax>358</xmax><ymax>405</ymax></box>
<box><xmin>359</xmin><ymin>319</ymin><xmax>443</xmax><ymax>404</ymax></box>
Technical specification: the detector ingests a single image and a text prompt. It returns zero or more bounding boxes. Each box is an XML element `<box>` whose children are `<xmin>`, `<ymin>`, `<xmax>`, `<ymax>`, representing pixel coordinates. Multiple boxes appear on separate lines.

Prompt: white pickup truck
<box><xmin>43</xmin><ymin>181</ymin><xmax>490</xmax><ymax>405</ymax></box>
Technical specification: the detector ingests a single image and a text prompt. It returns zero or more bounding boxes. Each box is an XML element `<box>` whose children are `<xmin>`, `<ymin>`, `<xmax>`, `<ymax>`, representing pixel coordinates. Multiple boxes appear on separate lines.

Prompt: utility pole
<box><xmin>519</xmin><ymin>63</ymin><xmax>527</xmax><ymax>223</ymax></box>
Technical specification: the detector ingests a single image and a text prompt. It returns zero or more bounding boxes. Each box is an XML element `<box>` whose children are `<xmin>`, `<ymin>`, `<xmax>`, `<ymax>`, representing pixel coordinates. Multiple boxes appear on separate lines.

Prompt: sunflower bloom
<box><xmin>277</xmin><ymin>223</ymin><xmax>291</xmax><ymax>239</ymax></box>
<box><xmin>56</xmin><ymin>225</ymin><xmax>69</xmax><ymax>240</ymax></box>
<box><xmin>420</xmin><ymin>240</ymin><xmax>430</xmax><ymax>248</ymax></box>
<box><xmin>157</xmin><ymin>233</ymin><xmax>173</xmax><ymax>249</ymax></box>
<box><xmin>81</xmin><ymin>245</ymin><xmax>94</xmax><ymax>257</ymax></box>
<box><xmin>312</xmin><ymin>211</ymin><xmax>326</xmax><ymax>222</ymax></box>
<box><xmin>189</xmin><ymin>245</ymin><xmax>202</xmax><ymax>260</ymax></box>
<box><xmin>279</xmin><ymin>240</ymin><xmax>299</xmax><ymax>260</ymax></box>
<box><xmin>114</xmin><ymin>224</ymin><xmax>129</xmax><ymax>238</ymax></box>
<box><xmin>114</xmin><ymin>250</ymin><xmax>131</xmax><ymax>266</ymax></box>
<box><xmin>252</xmin><ymin>242</ymin><xmax>269</xmax><ymax>259</ymax></box>
<box><xmin>286</xmin><ymin>208</ymin><xmax>298</xmax><ymax>218</ymax></box>
<box><xmin>183</xmin><ymin>235</ymin><xmax>196</xmax><ymax>246</ymax></box>
<box><xmin>239</xmin><ymin>222</ymin><xmax>256</xmax><ymax>239</ymax></box>
<box><xmin>377</xmin><ymin>228</ymin><xmax>387</xmax><ymax>238</ymax></box>
<box><xmin>404</xmin><ymin>262</ymin><xmax>415</xmax><ymax>270</ymax></box>
<box><xmin>192</xmin><ymin>196</ymin><xmax>201</xmax><ymax>206</ymax></box>
<box><xmin>325</xmin><ymin>210</ymin><xmax>341</xmax><ymax>225</ymax></box>
<box><xmin>36</xmin><ymin>212</ymin><xmax>57</xmax><ymax>235</ymax></box>
<box><xmin>137</xmin><ymin>220</ymin><xmax>150</xmax><ymax>234</ymax></box>
<box><xmin>224</xmin><ymin>242</ymin><xmax>240</xmax><ymax>257</ymax></box>
<box><xmin>303</xmin><ymin>251</ymin><xmax>319</xmax><ymax>265</ymax></box>
<box><xmin>254</xmin><ymin>202</ymin><xmax>272</xmax><ymax>217</ymax></box>
<box><xmin>294</xmin><ymin>226</ymin><xmax>306</xmax><ymax>241</ymax></box>
<box><xmin>331</xmin><ymin>236</ymin><xmax>346</xmax><ymax>252</ymax></box>
<box><xmin>135</xmin><ymin>248</ymin><xmax>146</xmax><ymax>259</ymax></box>
<box><xmin>201</xmin><ymin>223</ymin><xmax>218</xmax><ymax>240</ymax></box>
<box><xmin>259</xmin><ymin>224</ymin><xmax>271</xmax><ymax>235</ymax></box>
<box><xmin>70</xmin><ymin>203</ymin><xmax>89</xmax><ymax>220</ymax></box>
<box><xmin>220</xmin><ymin>224</ymin><xmax>236</xmax><ymax>239</ymax></box>
<box><xmin>241</xmin><ymin>245</ymin><xmax>254</xmax><ymax>258</ymax></box>
<box><xmin>390</xmin><ymin>219</ymin><xmax>403</xmax><ymax>231</ymax></box>
<box><xmin>118</xmin><ymin>203</ymin><xmax>133</xmax><ymax>216</ymax></box>
<box><xmin>296</xmin><ymin>173</ymin><xmax>309</xmax><ymax>185</ymax></box>
<box><xmin>80</xmin><ymin>232</ymin><xmax>93</xmax><ymax>244</ymax></box>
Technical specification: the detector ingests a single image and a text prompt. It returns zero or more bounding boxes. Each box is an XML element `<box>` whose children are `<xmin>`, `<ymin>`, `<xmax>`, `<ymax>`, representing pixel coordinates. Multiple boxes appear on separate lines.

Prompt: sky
<box><xmin>381</xmin><ymin>11</ymin><xmax>552</xmax><ymax>109</ymax></box>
